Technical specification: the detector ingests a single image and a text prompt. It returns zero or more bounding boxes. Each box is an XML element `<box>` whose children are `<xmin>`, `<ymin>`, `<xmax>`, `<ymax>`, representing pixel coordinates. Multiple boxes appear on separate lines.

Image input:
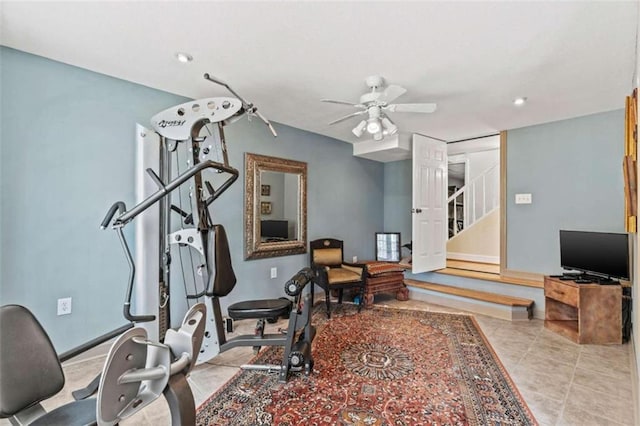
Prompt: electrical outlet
<box><xmin>352</xmin><ymin>256</ymin><xmax>358</xmax><ymax>263</ymax></box>
<box><xmin>270</xmin><ymin>267</ymin><xmax>277</xmax><ymax>279</ymax></box>
<box><xmin>57</xmin><ymin>297</ymin><xmax>72</xmax><ymax>316</ymax></box>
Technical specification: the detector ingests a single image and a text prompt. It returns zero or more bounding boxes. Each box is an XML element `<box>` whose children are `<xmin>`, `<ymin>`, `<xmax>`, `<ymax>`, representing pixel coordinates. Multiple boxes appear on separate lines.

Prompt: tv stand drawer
<box><xmin>545</xmin><ymin>278</ymin><xmax>578</xmax><ymax>307</ymax></box>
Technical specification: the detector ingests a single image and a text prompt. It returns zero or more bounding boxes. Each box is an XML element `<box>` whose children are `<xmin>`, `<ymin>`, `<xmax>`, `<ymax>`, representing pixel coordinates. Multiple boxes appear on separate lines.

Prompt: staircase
<box><xmin>404</xmin><ymin>260</ymin><xmax>543</xmax><ymax>321</ymax></box>
<box><xmin>448</xmin><ymin>164</ymin><xmax>499</xmax><ymax>238</ymax></box>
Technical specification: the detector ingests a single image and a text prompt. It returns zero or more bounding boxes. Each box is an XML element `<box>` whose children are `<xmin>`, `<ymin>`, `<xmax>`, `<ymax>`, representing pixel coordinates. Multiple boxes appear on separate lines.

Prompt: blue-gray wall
<box><xmin>506</xmin><ymin>109</ymin><xmax>625</xmax><ymax>274</ymax></box>
<box><xmin>383</xmin><ymin>159</ymin><xmax>412</xmax><ymax>247</ymax></box>
<box><xmin>0</xmin><ymin>47</ymin><xmax>383</xmax><ymax>352</ymax></box>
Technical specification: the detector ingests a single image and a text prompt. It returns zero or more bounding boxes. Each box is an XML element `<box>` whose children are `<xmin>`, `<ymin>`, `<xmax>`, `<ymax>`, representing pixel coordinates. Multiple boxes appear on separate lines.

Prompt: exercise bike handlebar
<box><xmin>284</xmin><ymin>267</ymin><xmax>314</xmax><ymax>297</ymax></box>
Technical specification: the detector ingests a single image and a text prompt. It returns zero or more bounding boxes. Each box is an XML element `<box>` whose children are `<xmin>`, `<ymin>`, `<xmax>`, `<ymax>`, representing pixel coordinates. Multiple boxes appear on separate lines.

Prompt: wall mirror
<box><xmin>244</xmin><ymin>153</ymin><xmax>307</xmax><ymax>260</ymax></box>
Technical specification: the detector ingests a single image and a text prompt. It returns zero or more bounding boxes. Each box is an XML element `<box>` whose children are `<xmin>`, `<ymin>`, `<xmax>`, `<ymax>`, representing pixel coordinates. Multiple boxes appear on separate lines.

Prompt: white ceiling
<box><xmin>2</xmin><ymin>1</ymin><xmax>637</xmax><ymax>149</ymax></box>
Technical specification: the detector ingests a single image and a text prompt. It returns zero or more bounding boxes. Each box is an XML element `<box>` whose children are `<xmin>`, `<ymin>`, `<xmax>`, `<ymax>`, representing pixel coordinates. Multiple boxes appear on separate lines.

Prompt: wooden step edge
<box><xmin>435</xmin><ymin>267</ymin><xmax>543</xmax><ymax>289</ymax></box>
<box><xmin>405</xmin><ymin>279</ymin><xmax>535</xmax><ymax>307</ymax></box>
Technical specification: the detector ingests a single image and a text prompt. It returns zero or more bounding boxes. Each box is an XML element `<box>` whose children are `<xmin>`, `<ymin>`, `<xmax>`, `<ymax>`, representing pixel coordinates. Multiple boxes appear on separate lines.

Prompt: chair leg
<box><xmin>338</xmin><ymin>289</ymin><xmax>344</xmax><ymax>304</ymax></box>
<box><xmin>325</xmin><ymin>289</ymin><xmax>331</xmax><ymax>319</ymax></box>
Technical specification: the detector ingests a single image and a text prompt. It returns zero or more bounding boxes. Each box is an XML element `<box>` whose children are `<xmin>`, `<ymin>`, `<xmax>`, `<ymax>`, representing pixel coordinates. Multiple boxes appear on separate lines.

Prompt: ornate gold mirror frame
<box><xmin>244</xmin><ymin>153</ymin><xmax>307</xmax><ymax>259</ymax></box>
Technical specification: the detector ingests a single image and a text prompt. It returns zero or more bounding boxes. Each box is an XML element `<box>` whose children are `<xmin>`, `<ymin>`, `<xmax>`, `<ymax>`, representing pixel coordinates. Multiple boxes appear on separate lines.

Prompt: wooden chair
<box><xmin>309</xmin><ymin>238</ymin><xmax>366</xmax><ymax>318</ymax></box>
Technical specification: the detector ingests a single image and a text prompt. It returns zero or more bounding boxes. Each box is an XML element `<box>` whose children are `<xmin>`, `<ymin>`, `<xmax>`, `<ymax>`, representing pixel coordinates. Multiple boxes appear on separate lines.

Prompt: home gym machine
<box><xmin>1</xmin><ymin>74</ymin><xmax>314</xmax><ymax>426</ymax></box>
<box><xmin>100</xmin><ymin>74</ymin><xmax>315</xmax><ymax>382</ymax></box>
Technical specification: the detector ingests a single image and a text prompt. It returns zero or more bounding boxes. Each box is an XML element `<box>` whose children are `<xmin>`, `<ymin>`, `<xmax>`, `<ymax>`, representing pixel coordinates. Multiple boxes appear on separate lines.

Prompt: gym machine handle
<box><xmin>100</xmin><ymin>201</ymin><xmax>127</xmax><ymax>229</ymax></box>
<box><xmin>117</xmin><ymin>227</ymin><xmax>156</xmax><ymax>323</ymax></box>
<box><xmin>100</xmin><ymin>204</ymin><xmax>156</xmax><ymax>323</ymax></box>
<box><xmin>284</xmin><ymin>267</ymin><xmax>313</xmax><ymax>297</ymax></box>
<box><xmin>114</xmin><ymin>159</ymin><xmax>239</xmax><ymax>227</ymax></box>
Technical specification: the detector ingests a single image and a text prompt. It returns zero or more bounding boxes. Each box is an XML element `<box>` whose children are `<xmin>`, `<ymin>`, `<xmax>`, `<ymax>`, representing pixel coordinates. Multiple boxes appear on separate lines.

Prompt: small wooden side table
<box><xmin>362</xmin><ymin>261</ymin><xmax>409</xmax><ymax>308</ymax></box>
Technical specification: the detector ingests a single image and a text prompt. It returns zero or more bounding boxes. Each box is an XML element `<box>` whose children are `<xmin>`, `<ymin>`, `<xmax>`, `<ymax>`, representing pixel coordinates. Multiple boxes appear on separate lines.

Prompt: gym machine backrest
<box><xmin>0</xmin><ymin>305</ymin><xmax>98</xmax><ymax>425</ymax></box>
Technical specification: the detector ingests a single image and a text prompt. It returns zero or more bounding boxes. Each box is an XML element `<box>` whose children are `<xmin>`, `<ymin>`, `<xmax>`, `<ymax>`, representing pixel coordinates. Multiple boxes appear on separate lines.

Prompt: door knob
<box><xmin>412</xmin><ymin>208</ymin><xmax>423</xmax><ymax>213</ymax></box>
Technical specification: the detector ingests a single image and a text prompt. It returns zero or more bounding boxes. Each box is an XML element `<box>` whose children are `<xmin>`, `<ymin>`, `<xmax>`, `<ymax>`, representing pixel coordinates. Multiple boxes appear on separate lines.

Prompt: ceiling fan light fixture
<box><xmin>381</xmin><ymin>117</ymin><xmax>398</xmax><ymax>136</ymax></box>
<box><xmin>366</xmin><ymin>118</ymin><xmax>382</xmax><ymax>134</ymax></box>
<box><xmin>352</xmin><ymin>120</ymin><xmax>367</xmax><ymax>137</ymax></box>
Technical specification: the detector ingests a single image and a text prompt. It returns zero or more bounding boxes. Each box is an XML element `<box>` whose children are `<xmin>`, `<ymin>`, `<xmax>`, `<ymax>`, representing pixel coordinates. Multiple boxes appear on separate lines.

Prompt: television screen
<box><xmin>559</xmin><ymin>230</ymin><xmax>630</xmax><ymax>280</ymax></box>
<box><xmin>261</xmin><ymin>220</ymin><xmax>288</xmax><ymax>240</ymax></box>
<box><xmin>376</xmin><ymin>232</ymin><xmax>401</xmax><ymax>262</ymax></box>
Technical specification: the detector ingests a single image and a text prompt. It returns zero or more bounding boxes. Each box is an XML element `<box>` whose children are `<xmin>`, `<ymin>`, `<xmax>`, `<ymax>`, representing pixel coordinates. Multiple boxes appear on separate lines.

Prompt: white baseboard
<box><xmin>447</xmin><ymin>252</ymin><xmax>499</xmax><ymax>264</ymax></box>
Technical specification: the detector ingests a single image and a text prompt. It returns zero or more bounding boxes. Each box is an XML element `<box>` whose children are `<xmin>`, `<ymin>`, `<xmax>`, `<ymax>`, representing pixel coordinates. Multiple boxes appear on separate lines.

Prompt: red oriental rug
<box><xmin>196</xmin><ymin>304</ymin><xmax>537</xmax><ymax>425</ymax></box>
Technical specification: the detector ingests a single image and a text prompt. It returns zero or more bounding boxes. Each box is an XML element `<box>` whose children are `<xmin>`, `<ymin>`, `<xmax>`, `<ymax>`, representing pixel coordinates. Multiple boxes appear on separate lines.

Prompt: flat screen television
<box><xmin>559</xmin><ymin>230</ymin><xmax>630</xmax><ymax>280</ymax></box>
<box><xmin>376</xmin><ymin>232</ymin><xmax>401</xmax><ymax>262</ymax></box>
<box><xmin>261</xmin><ymin>220</ymin><xmax>288</xmax><ymax>240</ymax></box>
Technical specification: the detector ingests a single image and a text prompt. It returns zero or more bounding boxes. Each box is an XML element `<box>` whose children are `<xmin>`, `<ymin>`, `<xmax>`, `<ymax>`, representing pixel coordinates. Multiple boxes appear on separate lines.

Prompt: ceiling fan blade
<box><xmin>380</xmin><ymin>84</ymin><xmax>407</xmax><ymax>103</ymax></box>
<box><xmin>385</xmin><ymin>103</ymin><xmax>437</xmax><ymax>113</ymax></box>
<box><xmin>328</xmin><ymin>110</ymin><xmax>366</xmax><ymax>125</ymax></box>
<box><xmin>321</xmin><ymin>99</ymin><xmax>364</xmax><ymax>108</ymax></box>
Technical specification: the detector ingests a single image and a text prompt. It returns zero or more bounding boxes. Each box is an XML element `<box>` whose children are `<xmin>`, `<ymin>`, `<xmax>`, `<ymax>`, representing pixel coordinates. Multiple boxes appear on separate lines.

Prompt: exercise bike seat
<box><xmin>227</xmin><ymin>298</ymin><xmax>291</xmax><ymax>320</ymax></box>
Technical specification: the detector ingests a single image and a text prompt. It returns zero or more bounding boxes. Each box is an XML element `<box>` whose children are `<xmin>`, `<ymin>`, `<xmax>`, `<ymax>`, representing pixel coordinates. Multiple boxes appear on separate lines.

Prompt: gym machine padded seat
<box><xmin>227</xmin><ymin>298</ymin><xmax>291</xmax><ymax>320</ymax></box>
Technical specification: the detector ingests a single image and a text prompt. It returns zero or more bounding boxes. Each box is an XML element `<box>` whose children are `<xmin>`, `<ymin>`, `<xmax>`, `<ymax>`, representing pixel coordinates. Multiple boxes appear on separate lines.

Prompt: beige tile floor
<box><xmin>4</xmin><ymin>295</ymin><xmax>636</xmax><ymax>426</ymax></box>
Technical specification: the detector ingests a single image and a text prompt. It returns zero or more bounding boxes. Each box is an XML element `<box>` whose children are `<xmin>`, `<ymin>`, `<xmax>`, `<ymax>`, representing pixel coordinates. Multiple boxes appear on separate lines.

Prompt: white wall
<box><xmin>447</xmin><ymin>209</ymin><xmax>500</xmax><ymax>263</ymax></box>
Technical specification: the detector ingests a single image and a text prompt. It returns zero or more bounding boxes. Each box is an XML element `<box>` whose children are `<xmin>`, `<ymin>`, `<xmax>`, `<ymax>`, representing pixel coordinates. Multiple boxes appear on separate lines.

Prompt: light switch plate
<box><xmin>515</xmin><ymin>193</ymin><xmax>532</xmax><ymax>204</ymax></box>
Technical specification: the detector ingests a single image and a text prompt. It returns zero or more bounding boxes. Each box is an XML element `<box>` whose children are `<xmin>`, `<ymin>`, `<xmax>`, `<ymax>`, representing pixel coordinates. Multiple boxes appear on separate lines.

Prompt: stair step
<box><xmin>446</xmin><ymin>259</ymin><xmax>500</xmax><ymax>274</ymax></box>
<box><xmin>436</xmin><ymin>267</ymin><xmax>543</xmax><ymax>289</ymax></box>
<box><xmin>405</xmin><ymin>279</ymin><xmax>534</xmax><ymax>321</ymax></box>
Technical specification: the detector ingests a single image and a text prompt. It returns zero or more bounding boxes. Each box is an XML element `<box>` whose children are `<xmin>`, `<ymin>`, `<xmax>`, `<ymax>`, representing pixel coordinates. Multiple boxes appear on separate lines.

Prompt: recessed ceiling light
<box><xmin>513</xmin><ymin>97</ymin><xmax>527</xmax><ymax>106</ymax></box>
<box><xmin>175</xmin><ymin>52</ymin><xmax>193</xmax><ymax>63</ymax></box>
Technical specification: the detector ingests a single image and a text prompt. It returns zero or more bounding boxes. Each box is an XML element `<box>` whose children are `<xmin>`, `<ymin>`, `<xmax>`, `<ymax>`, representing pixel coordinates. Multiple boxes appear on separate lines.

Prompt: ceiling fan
<box><xmin>322</xmin><ymin>75</ymin><xmax>437</xmax><ymax>141</ymax></box>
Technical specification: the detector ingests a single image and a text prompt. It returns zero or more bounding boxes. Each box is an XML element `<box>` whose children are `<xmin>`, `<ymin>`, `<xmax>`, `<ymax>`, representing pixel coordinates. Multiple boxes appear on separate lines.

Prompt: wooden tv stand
<box><xmin>544</xmin><ymin>276</ymin><xmax>622</xmax><ymax>344</ymax></box>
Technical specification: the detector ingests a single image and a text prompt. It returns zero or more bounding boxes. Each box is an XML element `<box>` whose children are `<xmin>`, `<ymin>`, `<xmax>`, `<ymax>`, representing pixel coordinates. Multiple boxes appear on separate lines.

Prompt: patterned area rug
<box><xmin>196</xmin><ymin>304</ymin><xmax>537</xmax><ymax>425</ymax></box>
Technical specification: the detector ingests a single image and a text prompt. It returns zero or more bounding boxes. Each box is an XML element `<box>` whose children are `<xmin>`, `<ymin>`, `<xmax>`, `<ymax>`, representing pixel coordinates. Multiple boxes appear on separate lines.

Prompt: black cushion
<box><xmin>0</xmin><ymin>305</ymin><xmax>65</xmax><ymax>417</ymax></box>
<box><xmin>227</xmin><ymin>299</ymin><xmax>291</xmax><ymax>320</ymax></box>
<box><xmin>207</xmin><ymin>225</ymin><xmax>237</xmax><ymax>297</ymax></box>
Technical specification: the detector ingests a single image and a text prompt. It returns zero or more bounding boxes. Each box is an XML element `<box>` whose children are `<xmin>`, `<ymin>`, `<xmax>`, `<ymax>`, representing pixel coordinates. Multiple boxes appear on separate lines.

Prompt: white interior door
<box><xmin>412</xmin><ymin>134</ymin><xmax>448</xmax><ymax>273</ymax></box>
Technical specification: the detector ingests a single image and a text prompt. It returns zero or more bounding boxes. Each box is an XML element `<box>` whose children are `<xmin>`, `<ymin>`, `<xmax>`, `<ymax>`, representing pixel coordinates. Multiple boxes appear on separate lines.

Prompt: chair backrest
<box><xmin>0</xmin><ymin>305</ymin><xmax>65</xmax><ymax>417</ymax></box>
<box><xmin>206</xmin><ymin>224</ymin><xmax>237</xmax><ymax>297</ymax></box>
<box><xmin>310</xmin><ymin>238</ymin><xmax>344</xmax><ymax>267</ymax></box>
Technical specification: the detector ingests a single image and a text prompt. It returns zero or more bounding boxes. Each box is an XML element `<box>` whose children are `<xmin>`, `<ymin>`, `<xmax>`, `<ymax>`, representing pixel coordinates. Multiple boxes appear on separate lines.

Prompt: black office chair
<box><xmin>309</xmin><ymin>238</ymin><xmax>366</xmax><ymax>318</ymax></box>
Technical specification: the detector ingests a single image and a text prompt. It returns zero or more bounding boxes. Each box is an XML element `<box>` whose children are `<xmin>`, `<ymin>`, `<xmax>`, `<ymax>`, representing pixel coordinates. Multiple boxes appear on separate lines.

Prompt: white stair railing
<box><xmin>448</xmin><ymin>164</ymin><xmax>499</xmax><ymax>238</ymax></box>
